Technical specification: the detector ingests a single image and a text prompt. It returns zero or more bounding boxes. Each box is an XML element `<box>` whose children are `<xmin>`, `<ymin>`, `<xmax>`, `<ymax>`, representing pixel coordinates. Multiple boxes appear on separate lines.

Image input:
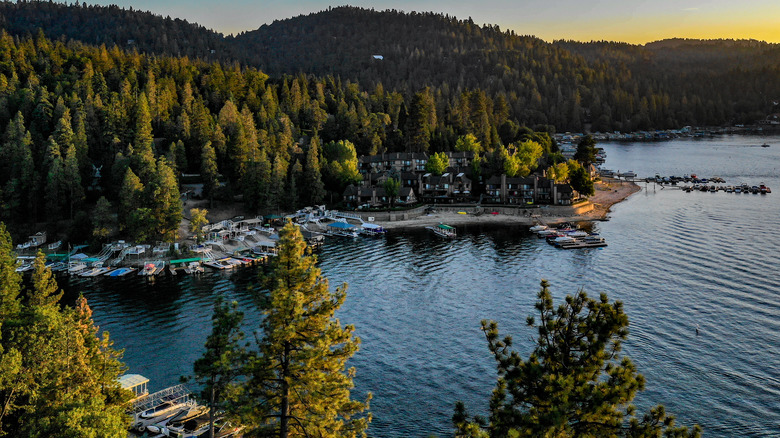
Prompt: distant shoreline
<box><xmin>374</xmin><ymin>178</ymin><xmax>641</xmax><ymax>230</ymax></box>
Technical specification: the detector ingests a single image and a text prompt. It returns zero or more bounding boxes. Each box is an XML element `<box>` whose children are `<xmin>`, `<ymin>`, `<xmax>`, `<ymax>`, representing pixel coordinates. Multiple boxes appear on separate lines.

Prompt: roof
<box><xmin>118</xmin><ymin>374</ymin><xmax>149</xmax><ymax>390</ymax></box>
<box><xmin>343</xmin><ymin>185</ymin><xmax>359</xmax><ymax>196</ymax></box>
<box><xmin>437</xmin><ymin>224</ymin><xmax>454</xmax><ymax>230</ymax></box>
<box><xmin>328</xmin><ymin>222</ymin><xmax>356</xmax><ymax>229</ymax></box>
<box><xmin>399</xmin><ymin>187</ymin><xmax>415</xmax><ymax>196</ymax></box>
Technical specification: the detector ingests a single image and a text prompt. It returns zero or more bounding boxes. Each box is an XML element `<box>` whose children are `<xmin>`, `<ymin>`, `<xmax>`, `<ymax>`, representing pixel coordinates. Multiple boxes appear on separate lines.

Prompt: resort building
<box><xmin>347</xmin><ymin>151</ymin><xmax>577</xmax><ymax>208</ymax></box>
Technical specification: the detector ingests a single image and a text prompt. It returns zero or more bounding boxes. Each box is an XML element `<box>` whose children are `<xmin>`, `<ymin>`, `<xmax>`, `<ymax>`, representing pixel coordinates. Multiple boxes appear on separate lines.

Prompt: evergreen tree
<box><xmin>573</xmin><ymin>134</ymin><xmax>597</xmax><ymax>167</ymax></box>
<box><xmin>568</xmin><ymin>160</ymin><xmax>594</xmax><ymax>197</ymax></box>
<box><xmin>148</xmin><ymin>157</ymin><xmax>182</xmax><ymax>242</ymax></box>
<box><xmin>192</xmin><ymin>295</ymin><xmax>247</xmax><ymax>438</ymax></box>
<box><xmin>454</xmin><ymin>280</ymin><xmax>700</xmax><ymax>438</ymax></box>
<box><xmin>201</xmin><ymin>141</ymin><xmax>220</xmax><ymax>207</ymax></box>
<box><xmin>242</xmin><ymin>150</ymin><xmax>271</xmax><ymax>214</ymax></box>
<box><xmin>405</xmin><ymin>88</ymin><xmax>436</xmax><ymax>152</ymax></box>
<box><xmin>62</xmin><ymin>143</ymin><xmax>84</xmax><ymax>219</ymax></box>
<box><xmin>303</xmin><ymin>135</ymin><xmax>326</xmax><ymax>206</ymax></box>
<box><xmin>0</xmin><ymin>245</ymin><xmax>129</xmax><ymax>437</ymax></box>
<box><xmin>92</xmin><ymin>196</ymin><xmax>114</xmax><ymax>243</ymax></box>
<box><xmin>244</xmin><ymin>222</ymin><xmax>371</xmax><ymax>438</ymax></box>
<box><xmin>118</xmin><ymin>168</ymin><xmax>144</xmax><ymax>232</ymax></box>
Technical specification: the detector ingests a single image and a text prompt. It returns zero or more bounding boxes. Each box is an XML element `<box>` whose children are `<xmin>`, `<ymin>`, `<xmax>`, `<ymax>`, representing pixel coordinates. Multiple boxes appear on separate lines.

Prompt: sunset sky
<box><xmin>88</xmin><ymin>0</ymin><xmax>780</xmax><ymax>44</ymax></box>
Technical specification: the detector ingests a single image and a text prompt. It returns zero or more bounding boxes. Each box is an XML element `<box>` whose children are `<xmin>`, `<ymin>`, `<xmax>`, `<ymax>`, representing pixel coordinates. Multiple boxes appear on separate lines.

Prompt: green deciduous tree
<box><xmin>546</xmin><ymin>162</ymin><xmax>569</xmax><ymax>183</ymax></box>
<box><xmin>454</xmin><ymin>280</ymin><xmax>700</xmax><ymax>438</ymax></box>
<box><xmin>189</xmin><ymin>208</ymin><xmax>208</xmax><ymax>244</ymax></box>
<box><xmin>383</xmin><ymin>177</ymin><xmax>400</xmax><ymax>210</ymax></box>
<box><xmin>425</xmin><ymin>151</ymin><xmax>448</xmax><ymax>176</ymax></box>
<box><xmin>455</xmin><ymin>133</ymin><xmax>482</xmax><ymax>154</ymax></box>
<box><xmin>323</xmin><ymin>140</ymin><xmax>362</xmax><ymax>189</ymax></box>
<box><xmin>243</xmin><ymin>221</ymin><xmax>371</xmax><ymax>438</ymax></box>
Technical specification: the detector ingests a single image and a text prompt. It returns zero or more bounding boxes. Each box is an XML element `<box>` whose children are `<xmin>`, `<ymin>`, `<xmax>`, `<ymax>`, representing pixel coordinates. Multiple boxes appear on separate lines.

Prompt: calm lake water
<box><xmin>63</xmin><ymin>135</ymin><xmax>780</xmax><ymax>437</ymax></box>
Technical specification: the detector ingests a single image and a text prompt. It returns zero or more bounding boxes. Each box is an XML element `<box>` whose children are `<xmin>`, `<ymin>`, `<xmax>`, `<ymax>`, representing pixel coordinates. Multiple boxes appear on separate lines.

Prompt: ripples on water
<box><xmin>62</xmin><ymin>136</ymin><xmax>780</xmax><ymax>437</ymax></box>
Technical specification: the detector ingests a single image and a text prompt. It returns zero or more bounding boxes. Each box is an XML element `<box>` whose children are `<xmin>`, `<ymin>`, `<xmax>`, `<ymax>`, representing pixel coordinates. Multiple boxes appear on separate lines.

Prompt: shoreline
<box><xmin>374</xmin><ymin>178</ymin><xmax>641</xmax><ymax>230</ymax></box>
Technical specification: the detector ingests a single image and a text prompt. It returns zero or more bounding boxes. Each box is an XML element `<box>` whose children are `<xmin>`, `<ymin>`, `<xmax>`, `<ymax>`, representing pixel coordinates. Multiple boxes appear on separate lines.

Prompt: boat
<box><xmin>529</xmin><ymin>224</ymin><xmax>548</xmax><ymax>233</ymax></box>
<box><xmin>106</xmin><ymin>267</ymin><xmax>136</xmax><ymax>277</ymax></box>
<box><xmin>761</xmin><ymin>143</ymin><xmax>770</xmax><ymax>147</ymax></box>
<box><xmin>139</xmin><ymin>260</ymin><xmax>166</xmax><ymax>276</ymax></box>
<box><xmin>146</xmin><ymin>404</ymin><xmax>209</xmax><ymax>432</ymax></box>
<box><xmin>80</xmin><ymin>266</ymin><xmax>112</xmax><ymax>277</ymax></box>
<box><xmin>184</xmin><ymin>261</ymin><xmax>204</xmax><ymax>274</ymax></box>
<box><xmin>204</xmin><ymin>258</ymin><xmax>239</xmax><ymax>270</ymax></box>
<box><xmin>558</xmin><ymin>236</ymin><xmax>608</xmax><ymax>249</ymax></box>
<box><xmin>360</xmin><ymin>223</ymin><xmax>387</xmax><ymax>236</ymax></box>
<box><xmin>426</xmin><ymin>223</ymin><xmax>456</xmax><ymax>238</ymax></box>
<box><xmin>132</xmin><ymin>399</ymin><xmax>195</xmax><ymax>433</ymax></box>
<box><xmin>326</xmin><ymin>221</ymin><xmax>359</xmax><ymax>237</ymax></box>
<box><xmin>551</xmin><ymin>235</ymin><xmax>576</xmax><ymax>246</ymax></box>
<box><xmin>67</xmin><ymin>262</ymin><xmax>88</xmax><ymax>275</ymax></box>
<box><xmin>155</xmin><ymin>416</ymin><xmax>243</xmax><ymax>438</ymax></box>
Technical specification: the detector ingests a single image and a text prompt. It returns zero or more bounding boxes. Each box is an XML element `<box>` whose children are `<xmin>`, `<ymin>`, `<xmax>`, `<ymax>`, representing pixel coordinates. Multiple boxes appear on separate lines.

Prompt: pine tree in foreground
<box><xmin>453</xmin><ymin>280</ymin><xmax>701</xmax><ymax>438</ymax></box>
<box><xmin>0</xmin><ymin>230</ymin><xmax>129</xmax><ymax>437</ymax></box>
<box><xmin>243</xmin><ymin>221</ymin><xmax>371</xmax><ymax>438</ymax></box>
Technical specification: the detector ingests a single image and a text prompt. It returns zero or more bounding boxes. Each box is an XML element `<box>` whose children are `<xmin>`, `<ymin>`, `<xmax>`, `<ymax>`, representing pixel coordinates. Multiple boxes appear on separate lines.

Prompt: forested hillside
<box><xmin>2</xmin><ymin>3</ymin><xmax>780</xmax><ymax>132</ymax></box>
<box><xmin>2</xmin><ymin>2</ymin><xmax>780</xmax><ymax>244</ymax></box>
<box><xmin>0</xmin><ymin>0</ymin><xmax>234</xmax><ymax>61</ymax></box>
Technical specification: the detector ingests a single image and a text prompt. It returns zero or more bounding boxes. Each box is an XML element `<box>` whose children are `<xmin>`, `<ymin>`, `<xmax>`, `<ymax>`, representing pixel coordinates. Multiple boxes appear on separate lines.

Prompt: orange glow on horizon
<box><xmin>506</xmin><ymin>8</ymin><xmax>780</xmax><ymax>45</ymax></box>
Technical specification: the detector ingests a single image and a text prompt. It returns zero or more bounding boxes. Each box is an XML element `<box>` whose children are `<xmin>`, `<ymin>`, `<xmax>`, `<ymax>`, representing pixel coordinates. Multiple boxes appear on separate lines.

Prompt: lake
<box><xmin>63</xmin><ymin>135</ymin><xmax>780</xmax><ymax>437</ymax></box>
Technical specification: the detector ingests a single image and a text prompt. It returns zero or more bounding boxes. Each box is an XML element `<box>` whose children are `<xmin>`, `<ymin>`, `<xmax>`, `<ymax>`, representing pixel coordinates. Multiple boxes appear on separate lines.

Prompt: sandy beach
<box><xmin>374</xmin><ymin>178</ymin><xmax>641</xmax><ymax>230</ymax></box>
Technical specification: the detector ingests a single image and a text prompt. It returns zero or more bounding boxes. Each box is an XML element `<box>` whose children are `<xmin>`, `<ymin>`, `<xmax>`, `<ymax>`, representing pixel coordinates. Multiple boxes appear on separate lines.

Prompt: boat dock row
<box><xmin>121</xmin><ymin>374</ymin><xmax>243</xmax><ymax>437</ymax></box>
<box><xmin>531</xmin><ymin>222</ymin><xmax>608</xmax><ymax>249</ymax></box>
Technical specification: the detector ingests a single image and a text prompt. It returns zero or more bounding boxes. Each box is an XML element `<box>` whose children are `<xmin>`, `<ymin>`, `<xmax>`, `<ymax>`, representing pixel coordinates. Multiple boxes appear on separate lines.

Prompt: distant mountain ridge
<box><xmin>1</xmin><ymin>2</ymin><xmax>779</xmax><ymax>131</ymax></box>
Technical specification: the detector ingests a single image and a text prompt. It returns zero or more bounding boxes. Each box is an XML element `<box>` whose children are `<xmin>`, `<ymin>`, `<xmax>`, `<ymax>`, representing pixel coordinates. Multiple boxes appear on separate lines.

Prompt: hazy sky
<box><xmin>86</xmin><ymin>0</ymin><xmax>780</xmax><ymax>44</ymax></box>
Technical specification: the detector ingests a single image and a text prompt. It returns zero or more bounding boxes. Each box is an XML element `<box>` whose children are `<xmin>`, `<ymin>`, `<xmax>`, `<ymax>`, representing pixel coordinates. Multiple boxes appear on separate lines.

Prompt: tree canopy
<box><xmin>453</xmin><ymin>280</ymin><xmax>700</xmax><ymax>438</ymax></box>
<box><xmin>243</xmin><ymin>221</ymin><xmax>371</xmax><ymax>437</ymax></box>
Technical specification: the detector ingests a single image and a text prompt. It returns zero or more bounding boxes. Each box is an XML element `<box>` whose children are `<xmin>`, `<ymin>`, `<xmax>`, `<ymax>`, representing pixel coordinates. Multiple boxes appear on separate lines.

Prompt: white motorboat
<box><xmin>132</xmin><ymin>399</ymin><xmax>194</xmax><ymax>433</ymax></box>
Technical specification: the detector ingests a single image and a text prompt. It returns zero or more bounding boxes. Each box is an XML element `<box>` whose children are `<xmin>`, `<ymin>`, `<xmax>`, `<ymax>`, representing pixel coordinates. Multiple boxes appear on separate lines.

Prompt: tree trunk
<box><xmin>280</xmin><ymin>342</ymin><xmax>290</xmax><ymax>438</ymax></box>
<box><xmin>209</xmin><ymin>383</ymin><xmax>215</xmax><ymax>438</ymax></box>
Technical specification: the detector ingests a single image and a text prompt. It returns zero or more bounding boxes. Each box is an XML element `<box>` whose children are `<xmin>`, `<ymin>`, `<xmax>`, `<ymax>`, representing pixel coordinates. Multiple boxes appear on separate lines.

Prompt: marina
<box><xmin>64</xmin><ymin>135</ymin><xmax>780</xmax><ymax>438</ymax></box>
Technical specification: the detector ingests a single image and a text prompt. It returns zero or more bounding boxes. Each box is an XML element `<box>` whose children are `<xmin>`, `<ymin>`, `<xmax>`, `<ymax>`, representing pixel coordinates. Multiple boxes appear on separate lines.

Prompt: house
<box><xmin>420</xmin><ymin>173</ymin><xmax>453</xmax><ymax>202</ymax></box>
<box><xmin>342</xmin><ymin>185</ymin><xmax>390</xmax><ymax>208</ymax></box>
<box><xmin>396</xmin><ymin>187</ymin><xmax>417</xmax><ymax>205</ymax></box>
<box><xmin>358</xmin><ymin>152</ymin><xmax>428</xmax><ymax>175</ymax></box>
<box><xmin>482</xmin><ymin>175</ymin><xmax>575</xmax><ymax>205</ymax></box>
<box><xmin>555</xmin><ymin>184</ymin><xmax>575</xmax><ymax>205</ymax></box>
<box><xmin>485</xmin><ymin>175</ymin><xmax>503</xmax><ymax>203</ymax></box>
<box><xmin>451</xmin><ymin>173</ymin><xmax>473</xmax><ymax>201</ymax></box>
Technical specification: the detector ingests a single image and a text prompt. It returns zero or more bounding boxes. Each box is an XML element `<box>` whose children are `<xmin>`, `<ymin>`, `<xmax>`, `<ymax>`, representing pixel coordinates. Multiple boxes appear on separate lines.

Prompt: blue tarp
<box><xmin>327</xmin><ymin>222</ymin><xmax>355</xmax><ymax>229</ymax></box>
